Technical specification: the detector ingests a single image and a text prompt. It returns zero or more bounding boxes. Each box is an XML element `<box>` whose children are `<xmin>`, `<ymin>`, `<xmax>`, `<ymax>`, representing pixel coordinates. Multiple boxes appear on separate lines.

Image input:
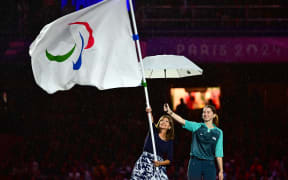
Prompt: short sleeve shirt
<box><xmin>183</xmin><ymin>120</ymin><xmax>223</xmax><ymax>160</ymax></box>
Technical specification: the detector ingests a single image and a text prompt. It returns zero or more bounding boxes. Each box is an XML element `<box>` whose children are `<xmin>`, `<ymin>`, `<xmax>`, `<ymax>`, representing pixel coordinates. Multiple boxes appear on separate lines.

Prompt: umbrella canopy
<box><xmin>142</xmin><ymin>55</ymin><xmax>203</xmax><ymax>79</ymax></box>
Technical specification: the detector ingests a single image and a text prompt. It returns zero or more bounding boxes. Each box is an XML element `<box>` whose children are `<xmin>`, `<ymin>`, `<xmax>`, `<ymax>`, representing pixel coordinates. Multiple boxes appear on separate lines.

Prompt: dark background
<box><xmin>0</xmin><ymin>0</ymin><xmax>287</xmax><ymax>179</ymax></box>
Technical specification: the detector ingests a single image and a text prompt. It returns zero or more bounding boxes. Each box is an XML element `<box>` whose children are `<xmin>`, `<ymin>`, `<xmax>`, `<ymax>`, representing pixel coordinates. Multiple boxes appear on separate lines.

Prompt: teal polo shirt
<box><xmin>183</xmin><ymin>120</ymin><xmax>223</xmax><ymax>160</ymax></box>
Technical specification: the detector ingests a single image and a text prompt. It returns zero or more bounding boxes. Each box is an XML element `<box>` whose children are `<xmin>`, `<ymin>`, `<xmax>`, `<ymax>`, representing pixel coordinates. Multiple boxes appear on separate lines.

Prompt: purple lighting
<box><xmin>147</xmin><ymin>37</ymin><xmax>288</xmax><ymax>63</ymax></box>
<box><xmin>61</xmin><ymin>0</ymin><xmax>104</xmax><ymax>10</ymax></box>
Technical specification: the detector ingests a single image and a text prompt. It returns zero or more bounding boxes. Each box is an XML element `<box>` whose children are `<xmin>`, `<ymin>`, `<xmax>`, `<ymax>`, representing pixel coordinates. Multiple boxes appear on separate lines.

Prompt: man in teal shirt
<box><xmin>164</xmin><ymin>103</ymin><xmax>224</xmax><ymax>180</ymax></box>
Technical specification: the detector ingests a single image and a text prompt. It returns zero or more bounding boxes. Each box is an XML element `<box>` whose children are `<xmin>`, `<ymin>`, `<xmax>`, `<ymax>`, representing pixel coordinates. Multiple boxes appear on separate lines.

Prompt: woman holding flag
<box><xmin>131</xmin><ymin>106</ymin><xmax>174</xmax><ymax>179</ymax></box>
<box><xmin>164</xmin><ymin>103</ymin><xmax>224</xmax><ymax>180</ymax></box>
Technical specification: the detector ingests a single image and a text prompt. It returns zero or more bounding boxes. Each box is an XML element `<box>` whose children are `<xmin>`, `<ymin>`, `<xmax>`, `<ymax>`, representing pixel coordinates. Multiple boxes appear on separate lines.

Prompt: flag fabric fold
<box><xmin>29</xmin><ymin>0</ymin><xmax>142</xmax><ymax>94</ymax></box>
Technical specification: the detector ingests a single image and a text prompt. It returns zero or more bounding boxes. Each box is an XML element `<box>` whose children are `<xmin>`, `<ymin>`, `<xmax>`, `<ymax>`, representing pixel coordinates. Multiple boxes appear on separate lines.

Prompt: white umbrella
<box><xmin>142</xmin><ymin>55</ymin><xmax>203</xmax><ymax>79</ymax></box>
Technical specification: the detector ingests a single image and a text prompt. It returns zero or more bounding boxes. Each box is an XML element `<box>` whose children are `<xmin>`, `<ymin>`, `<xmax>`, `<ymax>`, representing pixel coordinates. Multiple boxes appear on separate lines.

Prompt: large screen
<box><xmin>170</xmin><ymin>87</ymin><xmax>221</xmax><ymax>110</ymax></box>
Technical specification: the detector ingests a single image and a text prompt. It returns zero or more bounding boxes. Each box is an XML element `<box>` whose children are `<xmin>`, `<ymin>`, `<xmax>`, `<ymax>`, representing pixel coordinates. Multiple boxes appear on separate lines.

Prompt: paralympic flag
<box><xmin>29</xmin><ymin>0</ymin><xmax>142</xmax><ymax>94</ymax></box>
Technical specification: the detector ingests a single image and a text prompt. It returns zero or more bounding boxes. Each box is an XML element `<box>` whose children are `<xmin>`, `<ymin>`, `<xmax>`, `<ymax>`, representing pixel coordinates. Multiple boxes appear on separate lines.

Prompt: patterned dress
<box><xmin>131</xmin><ymin>152</ymin><xmax>168</xmax><ymax>180</ymax></box>
<box><xmin>131</xmin><ymin>123</ymin><xmax>173</xmax><ymax>180</ymax></box>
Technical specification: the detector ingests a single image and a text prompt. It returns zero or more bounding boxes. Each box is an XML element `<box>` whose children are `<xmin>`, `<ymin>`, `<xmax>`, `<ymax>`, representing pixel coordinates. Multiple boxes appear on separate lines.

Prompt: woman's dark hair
<box><xmin>156</xmin><ymin>115</ymin><xmax>175</xmax><ymax>140</ymax></box>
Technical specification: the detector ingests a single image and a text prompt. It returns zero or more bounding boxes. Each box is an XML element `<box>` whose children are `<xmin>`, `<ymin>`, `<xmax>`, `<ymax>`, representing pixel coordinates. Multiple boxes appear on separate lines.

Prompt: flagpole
<box><xmin>128</xmin><ymin>0</ymin><xmax>158</xmax><ymax>163</ymax></box>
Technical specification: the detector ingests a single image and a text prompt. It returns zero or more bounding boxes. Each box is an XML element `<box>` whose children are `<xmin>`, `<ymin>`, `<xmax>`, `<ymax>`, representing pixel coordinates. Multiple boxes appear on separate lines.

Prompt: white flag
<box><xmin>29</xmin><ymin>0</ymin><xmax>142</xmax><ymax>94</ymax></box>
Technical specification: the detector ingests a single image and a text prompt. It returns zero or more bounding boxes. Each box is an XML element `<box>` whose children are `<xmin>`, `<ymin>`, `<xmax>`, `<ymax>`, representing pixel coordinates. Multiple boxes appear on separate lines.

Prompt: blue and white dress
<box><xmin>131</xmin><ymin>124</ymin><xmax>173</xmax><ymax>180</ymax></box>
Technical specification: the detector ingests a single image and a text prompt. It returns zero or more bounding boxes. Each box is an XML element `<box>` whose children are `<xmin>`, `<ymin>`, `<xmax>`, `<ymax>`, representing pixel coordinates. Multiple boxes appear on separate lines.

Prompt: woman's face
<box><xmin>159</xmin><ymin>117</ymin><xmax>171</xmax><ymax>130</ymax></box>
<box><xmin>202</xmin><ymin>107</ymin><xmax>215</xmax><ymax>122</ymax></box>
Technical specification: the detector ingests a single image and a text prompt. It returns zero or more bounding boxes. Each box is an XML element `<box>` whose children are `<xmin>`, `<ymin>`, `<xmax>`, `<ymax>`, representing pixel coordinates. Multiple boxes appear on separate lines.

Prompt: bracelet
<box><xmin>168</xmin><ymin>111</ymin><xmax>173</xmax><ymax>115</ymax></box>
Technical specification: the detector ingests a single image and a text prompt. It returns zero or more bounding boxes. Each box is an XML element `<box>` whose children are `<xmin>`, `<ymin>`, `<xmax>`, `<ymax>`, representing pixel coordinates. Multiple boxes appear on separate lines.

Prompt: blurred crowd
<box><xmin>0</xmin><ymin>0</ymin><xmax>287</xmax><ymax>42</ymax></box>
<box><xmin>0</xmin><ymin>0</ymin><xmax>288</xmax><ymax>180</ymax></box>
<box><xmin>0</xmin><ymin>86</ymin><xmax>287</xmax><ymax>180</ymax></box>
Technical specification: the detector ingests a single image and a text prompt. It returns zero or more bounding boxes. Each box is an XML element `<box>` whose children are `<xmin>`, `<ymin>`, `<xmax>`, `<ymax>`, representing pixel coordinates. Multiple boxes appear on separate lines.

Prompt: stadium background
<box><xmin>0</xmin><ymin>0</ymin><xmax>287</xmax><ymax>179</ymax></box>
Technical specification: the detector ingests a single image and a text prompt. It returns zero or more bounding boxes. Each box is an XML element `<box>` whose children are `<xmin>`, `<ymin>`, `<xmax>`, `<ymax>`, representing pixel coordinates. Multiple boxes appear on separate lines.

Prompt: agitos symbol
<box><xmin>45</xmin><ymin>22</ymin><xmax>95</xmax><ymax>70</ymax></box>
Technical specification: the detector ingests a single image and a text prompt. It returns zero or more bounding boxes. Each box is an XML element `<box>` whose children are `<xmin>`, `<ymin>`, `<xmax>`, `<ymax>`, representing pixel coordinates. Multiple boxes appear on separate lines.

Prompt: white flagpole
<box><xmin>128</xmin><ymin>0</ymin><xmax>158</xmax><ymax>163</ymax></box>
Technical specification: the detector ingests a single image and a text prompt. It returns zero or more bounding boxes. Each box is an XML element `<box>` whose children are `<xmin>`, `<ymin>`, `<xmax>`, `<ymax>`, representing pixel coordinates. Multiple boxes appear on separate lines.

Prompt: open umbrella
<box><xmin>142</xmin><ymin>55</ymin><xmax>203</xmax><ymax>79</ymax></box>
